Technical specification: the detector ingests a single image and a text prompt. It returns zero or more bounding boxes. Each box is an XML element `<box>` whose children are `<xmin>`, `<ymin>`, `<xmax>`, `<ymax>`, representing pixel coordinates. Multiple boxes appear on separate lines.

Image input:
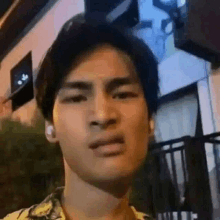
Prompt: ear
<box><xmin>149</xmin><ymin>118</ymin><xmax>155</xmax><ymax>137</ymax></box>
<box><xmin>45</xmin><ymin>120</ymin><xmax>58</xmax><ymax>143</ymax></box>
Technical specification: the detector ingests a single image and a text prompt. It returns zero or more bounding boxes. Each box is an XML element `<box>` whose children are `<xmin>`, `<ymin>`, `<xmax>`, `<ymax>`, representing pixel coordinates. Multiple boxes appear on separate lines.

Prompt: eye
<box><xmin>113</xmin><ymin>92</ymin><xmax>138</xmax><ymax>99</ymax></box>
<box><xmin>63</xmin><ymin>95</ymin><xmax>87</xmax><ymax>103</ymax></box>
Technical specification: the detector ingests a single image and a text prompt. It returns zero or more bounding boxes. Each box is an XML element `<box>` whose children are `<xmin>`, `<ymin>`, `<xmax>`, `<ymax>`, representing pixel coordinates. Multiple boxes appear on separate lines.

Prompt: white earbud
<box><xmin>47</xmin><ymin>125</ymin><xmax>54</xmax><ymax>136</ymax></box>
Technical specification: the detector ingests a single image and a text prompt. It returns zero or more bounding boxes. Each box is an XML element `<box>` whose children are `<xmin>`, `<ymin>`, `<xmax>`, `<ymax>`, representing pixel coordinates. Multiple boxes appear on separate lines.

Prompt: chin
<box><xmin>86</xmin><ymin>166</ymin><xmax>138</xmax><ymax>185</ymax></box>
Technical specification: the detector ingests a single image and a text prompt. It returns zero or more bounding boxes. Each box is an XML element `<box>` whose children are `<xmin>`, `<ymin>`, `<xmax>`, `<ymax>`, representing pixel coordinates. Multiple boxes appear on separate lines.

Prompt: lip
<box><xmin>89</xmin><ymin>134</ymin><xmax>125</xmax><ymax>150</ymax></box>
<box><xmin>93</xmin><ymin>143</ymin><xmax>125</xmax><ymax>157</ymax></box>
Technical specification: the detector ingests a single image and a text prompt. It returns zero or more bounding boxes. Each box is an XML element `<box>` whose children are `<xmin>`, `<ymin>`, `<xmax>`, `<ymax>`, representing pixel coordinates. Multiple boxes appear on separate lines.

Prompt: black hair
<box><xmin>35</xmin><ymin>12</ymin><xmax>159</xmax><ymax>122</ymax></box>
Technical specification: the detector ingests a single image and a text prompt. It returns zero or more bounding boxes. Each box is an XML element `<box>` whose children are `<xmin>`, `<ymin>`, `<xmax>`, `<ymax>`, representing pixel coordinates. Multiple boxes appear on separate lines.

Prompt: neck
<box><xmin>61</xmin><ymin>161</ymin><xmax>136</xmax><ymax>220</ymax></box>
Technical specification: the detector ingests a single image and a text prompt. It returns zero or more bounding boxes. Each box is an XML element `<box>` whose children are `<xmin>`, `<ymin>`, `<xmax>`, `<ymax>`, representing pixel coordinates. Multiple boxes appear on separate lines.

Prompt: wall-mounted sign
<box><xmin>10</xmin><ymin>52</ymin><xmax>34</xmax><ymax>111</ymax></box>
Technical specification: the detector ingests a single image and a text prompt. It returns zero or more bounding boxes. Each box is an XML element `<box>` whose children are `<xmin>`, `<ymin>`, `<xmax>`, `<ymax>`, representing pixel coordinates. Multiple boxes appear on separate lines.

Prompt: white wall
<box><xmin>0</xmin><ymin>0</ymin><xmax>218</xmax><ymax>130</ymax></box>
<box><xmin>136</xmin><ymin>0</ymin><xmax>209</xmax><ymax>96</ymax></box>
<box><xmin>0</xmin><ymin>0</ymin><xmax>85</xmax><ymax>124</ymax></box>
<box><xmin>159</xmin><ymin>51</ymin><xmax>208</xmax><ymax>96</ymax></box>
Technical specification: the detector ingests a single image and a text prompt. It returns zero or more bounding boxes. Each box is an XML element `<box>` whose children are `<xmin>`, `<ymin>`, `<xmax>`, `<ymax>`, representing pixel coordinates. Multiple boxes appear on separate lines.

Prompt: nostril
<box><xmin>90</xmin><ymin>118</ymin><xmax>117</xmax><ymax>128</ymax></box>
<box><xmin>91</xmin><ymin>121</ymin><xmax>99</xmax><ymax>126</ymax></box>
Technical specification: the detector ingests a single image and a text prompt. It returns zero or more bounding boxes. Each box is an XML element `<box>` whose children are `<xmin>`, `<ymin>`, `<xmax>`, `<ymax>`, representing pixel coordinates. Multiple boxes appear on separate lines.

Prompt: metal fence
<box><xmin>149</xmin><ymin>132</ymin><xmax>220</xmax><ymax>220</ymax></box>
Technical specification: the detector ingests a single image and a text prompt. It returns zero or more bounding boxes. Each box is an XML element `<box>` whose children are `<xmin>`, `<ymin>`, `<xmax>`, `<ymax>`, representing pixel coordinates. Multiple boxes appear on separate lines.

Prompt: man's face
<box><xmin>50</xmin><ymin>44</ymin><xmax>153</xmax><ymax>184</ymax></box>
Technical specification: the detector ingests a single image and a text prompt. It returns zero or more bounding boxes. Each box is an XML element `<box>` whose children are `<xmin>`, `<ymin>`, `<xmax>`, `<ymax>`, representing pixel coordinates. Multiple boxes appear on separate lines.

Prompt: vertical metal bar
<box><xmin>151</xmin><ymin>151</ymin><xmax>159</xmax><ymax>220</ymax></box>
<box><xmin>161</xmin><ymin>152</ymin><xmax>172</xmax><ymax>220</ymax></box>
<box><xmin>180</xmin><ymin>149</ymin><xmax>187</xmax><ymax>188</ymax></box>
<box><xmin>161</xmin><ymin>212</ymin><xmax>165</xmax><ymax>220</ymax></box>
<box><xmin>170</xmin><ymin>210</ymin><xmax>174</xmax><ymax>220</ymax></box>
<box><xmin>166</xmin><ymin>153</ymin><xmax>173</xmax><ymax>220</ymax></box>
<box><xmin>180</xmin><ymin>148</ymin><xmax>188</xmax><ymax>212</ymax></box>
<box><xmin>187</xmin><ymin>211</ymin><xmax>192</xmax><ymax>220</ymax></box>
<box><xmin>166</xmin><ymin>212</ymin><xmax>169</xmax><ymax>220</ymax></box>
<box><xmin>169</xmin><ymin>144</ymin><xmax>182</xmax><ymax>220</ymax></box>
<box><xmin>159</xmin><ymin>152</ymin><xmax>166</xmax><ymax>219</ymax></box>
<box><xmin>156</xmin><ymin>213</ymin><xmax>159</xmax><ymax>220</ymax></box>
<box><xmin>157</xmin><ymin>213</ymin><xmax>159</xmax><ymax>220</ymax></box>
<box><xmin>212</xmin><ymin>141</ymin><xmax>220</xmax><ymax>202</ymax></box>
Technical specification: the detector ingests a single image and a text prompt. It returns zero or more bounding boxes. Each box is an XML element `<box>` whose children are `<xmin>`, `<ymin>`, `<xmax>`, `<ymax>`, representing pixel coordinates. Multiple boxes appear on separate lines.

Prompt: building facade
<box><xmin>0</xmin><ymin>0</ymin><xmax>220</xmax><ymax>219</ymax></box>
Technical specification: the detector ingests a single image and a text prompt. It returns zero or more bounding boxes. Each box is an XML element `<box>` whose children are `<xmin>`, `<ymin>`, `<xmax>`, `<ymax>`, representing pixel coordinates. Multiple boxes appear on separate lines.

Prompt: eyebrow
<box><xmin>61</xmin><ymin>77</ymin><xmax>135</xmax><ymax>93</ymax></box>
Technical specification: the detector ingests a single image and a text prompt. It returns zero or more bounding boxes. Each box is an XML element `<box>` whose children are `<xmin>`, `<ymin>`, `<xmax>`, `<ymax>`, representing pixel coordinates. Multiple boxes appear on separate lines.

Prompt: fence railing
<box><xmin>149</xmin><ymin>132</ymin><xmax>220</xmax><ymax>220</ymax></box>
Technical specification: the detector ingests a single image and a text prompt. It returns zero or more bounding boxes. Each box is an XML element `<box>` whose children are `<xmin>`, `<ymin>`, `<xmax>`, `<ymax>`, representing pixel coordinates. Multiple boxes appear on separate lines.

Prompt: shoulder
<box><xmin>130</xmin><ymin>206</ymin><xmax>154</xmax><ymax>220</ymax></box>
<box><xmin>2</xmin><ymin>199</ymin><xmax>57</xmax><ymax>220</ymax></box>
<box><xmin>2</xmin><ymin>187</ymin><xmax>64</xmax><ymax>220</ymax></box>
<box><xmin>2</xmin><ymin>206</ymin><xmax>34</xmax><ymax>220</ymax></box>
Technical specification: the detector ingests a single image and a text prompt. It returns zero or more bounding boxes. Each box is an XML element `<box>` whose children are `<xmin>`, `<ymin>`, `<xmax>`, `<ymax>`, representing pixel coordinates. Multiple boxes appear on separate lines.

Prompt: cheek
<box><xmin>53</xmin><ymin>104</ymin><xmax>87</xmax><ymax>147</ymax></box>
<box><xmin>54</xmin><ymin>104</ymin><xmax>82</xmax><ymax>130</ymax></box>
<box><xmin>123</xmin><ymin>101</ymin><xmax>149</xmax><ymax>152</ymax></box>
<box><xmin>53</xmin><ymin>105</ymin><xmax>89</xmax><ymax>171</ymax></box>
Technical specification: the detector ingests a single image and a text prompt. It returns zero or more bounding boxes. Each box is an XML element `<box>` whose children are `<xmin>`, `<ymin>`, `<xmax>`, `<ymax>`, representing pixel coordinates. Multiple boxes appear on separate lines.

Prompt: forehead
<box><xmin>64</xmin><ymin>44</ymin><xmax>139</xmax><ymax>83</ymax></box>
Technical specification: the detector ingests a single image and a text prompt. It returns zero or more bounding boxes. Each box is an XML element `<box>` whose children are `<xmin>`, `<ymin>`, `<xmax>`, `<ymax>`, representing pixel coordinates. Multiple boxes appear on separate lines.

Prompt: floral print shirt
<box><xmin>3</xmin><ymin>187</ymin><xmax>153</xmax><ymax>220</ymax></box>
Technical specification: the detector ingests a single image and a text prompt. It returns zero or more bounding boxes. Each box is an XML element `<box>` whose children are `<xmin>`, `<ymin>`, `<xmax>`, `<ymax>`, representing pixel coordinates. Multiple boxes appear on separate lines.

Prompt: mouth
<box><xmin>89</xmin><ymin>134</ymin><xmax>125</xmax><ymax>156</ymax></box>
<box><xmin>89</xmin><ymin>134</ymin><xmax>124</xmax><ymax>149</ymax></box>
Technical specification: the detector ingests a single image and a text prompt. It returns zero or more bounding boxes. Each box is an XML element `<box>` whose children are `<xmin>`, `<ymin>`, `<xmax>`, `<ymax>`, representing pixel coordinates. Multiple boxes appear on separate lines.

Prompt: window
<box><xmin>10</xmin><ymin>52</ymin><xmax>33</xmax><ymax>111</ymax></box>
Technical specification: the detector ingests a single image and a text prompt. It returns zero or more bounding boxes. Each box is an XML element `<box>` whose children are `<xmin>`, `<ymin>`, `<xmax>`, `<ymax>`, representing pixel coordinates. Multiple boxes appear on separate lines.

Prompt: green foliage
<box><xmin>0</xmin><ymin>117</ymin><xmax>64</xmax><ymax>218</ymax></box>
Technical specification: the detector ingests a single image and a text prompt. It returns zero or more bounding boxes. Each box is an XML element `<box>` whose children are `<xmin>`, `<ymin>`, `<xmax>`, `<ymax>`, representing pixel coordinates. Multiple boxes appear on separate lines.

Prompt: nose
<box><xmin>89</xmin><ymin>93</ymin><xmax>118</xmax><ymax>130</ymax></box>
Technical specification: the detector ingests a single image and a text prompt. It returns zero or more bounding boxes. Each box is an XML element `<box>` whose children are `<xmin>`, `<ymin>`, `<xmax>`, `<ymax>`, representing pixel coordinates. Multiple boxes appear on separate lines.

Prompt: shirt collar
<box><xmin>27</xmin><ymin>187</ymin><xmax>151</xmax><ymax>220</ymax></box>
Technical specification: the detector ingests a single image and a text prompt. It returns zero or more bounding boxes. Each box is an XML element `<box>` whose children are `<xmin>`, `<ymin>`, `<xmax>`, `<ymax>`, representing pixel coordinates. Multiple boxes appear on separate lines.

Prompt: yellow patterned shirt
<box><xmin>2</xmin><ymin>187</ymin><xmax>153</xmax><ymax>220</ymax></box>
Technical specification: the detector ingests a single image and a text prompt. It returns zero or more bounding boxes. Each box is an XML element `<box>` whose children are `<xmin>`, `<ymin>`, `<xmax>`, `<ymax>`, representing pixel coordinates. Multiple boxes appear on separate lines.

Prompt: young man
<box><xmin>3</xmin><ymin>12</ymin><xmax>159</xmax><ymax>220</ymax></box>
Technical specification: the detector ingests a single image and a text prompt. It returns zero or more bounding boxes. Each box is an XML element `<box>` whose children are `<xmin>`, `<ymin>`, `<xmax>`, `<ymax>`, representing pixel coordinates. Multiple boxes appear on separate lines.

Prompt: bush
<box><xmin>0</xmin><ymin>117</ymin><xmax>64</xmax><ymax>218</ymax></box>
